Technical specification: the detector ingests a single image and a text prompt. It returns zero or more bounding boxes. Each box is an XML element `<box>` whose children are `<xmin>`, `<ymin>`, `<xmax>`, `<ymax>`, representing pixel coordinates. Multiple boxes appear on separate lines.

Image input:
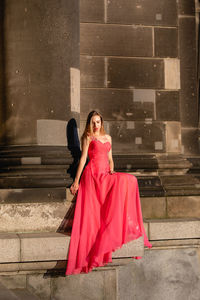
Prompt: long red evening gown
<box><xmin>65</xmin><ymin>138</ymin><xmax>152</xmax><ymax>275</ymax></box>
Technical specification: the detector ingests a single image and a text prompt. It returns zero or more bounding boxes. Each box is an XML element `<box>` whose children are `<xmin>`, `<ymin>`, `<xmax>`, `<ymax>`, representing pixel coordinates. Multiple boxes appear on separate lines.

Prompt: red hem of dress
<box><xmin>65</xmin><ymin>234</ymin><xmax>152</xmax><ymax>276</ymax></box>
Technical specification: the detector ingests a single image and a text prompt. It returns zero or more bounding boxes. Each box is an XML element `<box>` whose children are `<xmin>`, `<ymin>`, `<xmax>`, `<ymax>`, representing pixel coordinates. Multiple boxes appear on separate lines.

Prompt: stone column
<box><xmin>178</xmin><ymin>0</ymin><xmax>199</xmax><ymax>155</ymax></box>
<box><xmin>0</xmin><ymin>0</ymin><xmax>80</xmax><ymax>199</ymax></box>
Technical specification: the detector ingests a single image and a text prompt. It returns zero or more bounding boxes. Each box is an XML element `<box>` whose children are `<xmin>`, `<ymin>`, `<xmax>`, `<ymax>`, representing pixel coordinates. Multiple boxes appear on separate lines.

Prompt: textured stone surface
<box><xmin>0</xmin><ymin>233</ymin><xmax>20</xmax><ymax>263</ymax></box>
<box><xmin>81</xmin><ymin>88</ymin><xmax>155</xmax><ymax>120</ymax></box>
<box><xmin>27</xmin><ymin>274</ymin><xmax>51</xmax><ymax>300</ymax></box>
<box><xmin>0</xmin><ymin>188</ymin><xmax>67</xmax><ymax>204</ymax></box>
<box><xmin>141</xmin><ymin>197</ymin><xmax>166</xmax><ymax>219</ymax></box>
<box><xmin>20</xmin><ymin>232</ymin><xmax>70</xmax><ymax>262</ymax></box>
<box><xmin>0</xmin><ymin>202</ymin><xmax>70</xmax><ymax>232</ymax></box>
<box><xmin>179</xmin><ymin>17</ymin><xmax>198</xmax><ymax>127</ymax></box>
<box><xmin>107</xmin><ymin>121</ymin><xmax>165</xmax><ymax>154</ymax></box>
<box><xmin>108</xmin><ymin>58</ymin><xmax>164</xmax><ymax>89</ymax></box>
<box><xmin>156</xmin><ymin>91</ymin><xmax>179</xmax><ymax>121</ymax></box>
<box><xmin>178</xmin><ymin>0</ymin><xmax>195</xmax><ymax>15</ymax></box>
<box><xmin>9</xmin><ymin>289</ymin><xmax>40</xmax><ymax>300</ymax></box>
<box><xmin>164</xmin><ymin>59</ymin><xmax>180</xmax><ymax>90</ymax></box>
<box><xmin>149</xmin><ymin>219</ymin><xmax>200</xmax><ymax>240</ymax></box>
<box><xmin>107</xmin><ymin>0</ymin><xmax>178</xmax><ymax>26</ymax></box>
<box><xmin>3</xmin><ymin>0</ymin><xmax>79</xmax><ymax>145</ymax></box>
<box><xmin>0</xmin><ymin>274</ymin><xmax>26</xmax><ymax>289</ymax></box>
<box><xmin>80</xmin><ymin>0</ymin><xmax>104</xmax><ymax>23</ymax></box>
<box><xmin>167</xmin><ymin>196</ymin><xmax>200</xmax><ymax>218</ymax></box>
<box><xmin>0</xmin><ymin>282</ymin><xmax>19</xmax><ymax>300</ymax></box>
<box><xmin>36</xmin><ymin>120</ymin><xmax>68</xmax><ymax>146</ymax></box>
<box><xmin>154</xmin><ymin>27</ymin><xmax>178</xmax><ymax>58</ymax></box>
<box><xmin>80</xmin><ymin>24</ymin><xmax>153</xmax><ymax>57</ymax></box>
<box><xmin>166</xmin><ymin>122</ymin><xmax>181</xmax><ymax>153</ymax></box>
<box><xmin>181</xmin><ymin>128</ymin><xmax>199</xmax><ymax>155</ymax></box>
<box><xmin>80</xmin><ymin>56</ymin><xmax>105</xmax><ymax>88</ymax></box>
<box><xmin>51</xmin><ymin>269</ymin><xmax>117</xmax><ymax>300</ymax></box>
<box><xmin>118</xmin><ymin>248</ymin><xmax>200</xmax><ymax>300</ymax></box>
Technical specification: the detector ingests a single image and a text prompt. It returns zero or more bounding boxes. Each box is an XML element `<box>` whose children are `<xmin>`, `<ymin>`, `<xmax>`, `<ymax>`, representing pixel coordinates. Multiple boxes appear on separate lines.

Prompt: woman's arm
<box><xmin>70</xmin><ymin>136</ymin><xmax>90</xmax><ymax>195</ymax></box>
<box><xmin>107</xmin><ymin>135</ymin><xmax>114</xmax><ymax>173</ymax></box>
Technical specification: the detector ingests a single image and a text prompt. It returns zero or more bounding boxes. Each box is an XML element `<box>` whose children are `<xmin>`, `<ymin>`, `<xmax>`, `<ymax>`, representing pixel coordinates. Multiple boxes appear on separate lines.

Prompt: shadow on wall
<box><xmin>55</xmin><ymin>118</ymin><xmax>81</xmax><ymax>235</ymax></box>
<box><xmin>66</xmin><ymin>118</ymin><xmax>81</xmax><ymax>180</ymax></box>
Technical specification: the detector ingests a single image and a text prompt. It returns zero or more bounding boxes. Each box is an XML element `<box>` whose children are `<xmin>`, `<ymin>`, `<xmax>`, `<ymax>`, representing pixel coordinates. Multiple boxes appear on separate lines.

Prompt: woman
<box><xmin>65</xmin><ymin>111</ymin><xmax>152</xmax><ymax>275</ymax></box>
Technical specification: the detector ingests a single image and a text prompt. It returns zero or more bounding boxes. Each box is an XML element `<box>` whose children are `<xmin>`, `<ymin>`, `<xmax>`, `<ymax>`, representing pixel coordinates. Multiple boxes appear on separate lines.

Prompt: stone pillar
<box><xmin>0</xmin><ymin>0</ymin><xmax>80</xmax><ymax>199</ymax></box>
<box><xmin>178</xmin><ymin>0</ymin><xmax>199</xmax><ymax>155</ymax></box>
<box><xmin>2</xmin><ymin>0</ymin><xmax>80</xmax><ymax>146</ymax></box>
<box><xmin>0</xmin><ymin>1</ymin><xmax>5</xmax><ymax>144</ymax></box>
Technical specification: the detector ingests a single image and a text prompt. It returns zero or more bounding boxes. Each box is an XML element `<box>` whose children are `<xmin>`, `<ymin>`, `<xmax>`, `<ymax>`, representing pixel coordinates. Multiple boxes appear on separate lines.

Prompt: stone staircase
<box><xmin>0</xmin><ymin>147</ymin><xmax>200</xmax><ymax>298</ymax></box>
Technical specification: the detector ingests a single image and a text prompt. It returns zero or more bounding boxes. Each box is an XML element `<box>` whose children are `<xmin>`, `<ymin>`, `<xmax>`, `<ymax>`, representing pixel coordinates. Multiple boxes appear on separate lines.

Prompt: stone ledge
<box><xmin>0</xmin><ymin>232</ymin><xmax>144</xmax><ymax>266</ymax></box>
<box><xmin>146</xmin><ymin>218</ymin><xmax>200</xmax><ymax>240</ymax></box>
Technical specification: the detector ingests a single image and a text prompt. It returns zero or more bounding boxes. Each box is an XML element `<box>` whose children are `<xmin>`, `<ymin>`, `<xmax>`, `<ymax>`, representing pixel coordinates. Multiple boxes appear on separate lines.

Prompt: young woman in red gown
<box><xmin>65</xmin><ymin>111</ymin><xmax>152</xmax><ymax>275</ymax></box>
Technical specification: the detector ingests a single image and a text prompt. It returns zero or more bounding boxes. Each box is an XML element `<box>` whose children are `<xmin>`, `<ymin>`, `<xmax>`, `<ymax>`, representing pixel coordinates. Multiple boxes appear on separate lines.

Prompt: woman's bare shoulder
<box><xmin>82</xmin><ymin>135</ymin><xmax>91</xmax><ymax>146</ymax></box>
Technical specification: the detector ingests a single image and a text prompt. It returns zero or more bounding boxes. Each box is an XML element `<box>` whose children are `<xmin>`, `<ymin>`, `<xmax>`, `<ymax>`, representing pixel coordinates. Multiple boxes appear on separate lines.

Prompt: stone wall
<box><xmin>0</xmin><ymin>0</ymin><xmax>80</xmax><ymax>146</ymax></box>
<box><xmin>80</xmin><ymin>0</ymin><xmax>198</xmax><ymax>155</ymax></box>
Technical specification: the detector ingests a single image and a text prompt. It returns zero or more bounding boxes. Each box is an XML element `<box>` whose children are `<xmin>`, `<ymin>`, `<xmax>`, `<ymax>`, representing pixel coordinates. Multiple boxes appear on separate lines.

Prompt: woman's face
<box><xmin>91</xmin><ymin>115</ymin><xmax>102</xmax><ymax>134</ymax></box>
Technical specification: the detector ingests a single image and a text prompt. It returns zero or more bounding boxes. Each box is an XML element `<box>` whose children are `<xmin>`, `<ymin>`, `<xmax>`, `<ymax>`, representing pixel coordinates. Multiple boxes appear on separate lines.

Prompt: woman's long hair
<box><xmin>81</xmin><ymin>111</ymin><xmax>106</xmax><ymax>147</ymax></box>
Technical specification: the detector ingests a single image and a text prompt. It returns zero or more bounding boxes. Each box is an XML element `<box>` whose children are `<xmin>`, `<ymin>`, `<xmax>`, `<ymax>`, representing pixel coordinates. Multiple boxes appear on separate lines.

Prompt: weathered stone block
<box><xmin>0</xmin><ymin>233</ymin><xmax>20</xmax><ymax>263</ymax></box>
<box><xmin>0</xmin><ymin>282</ymin><xmax>19</xmax><ymax>300</ymax></box>
<box><xmin>80</xmin><ymin>0</ymin><xmax>104</xmax><ymax>23</ymax></box>
<box><xmin>106</xmin><ymin>121</ymin><xmax>166</xmax><ymax>153</ymax></box>
<box><xmin>81</xmin><ymin>88</ymin><xmax>155</xmax><ymax>120</ymax></box>
<box><xmin>51</xmin><ymin>269</ymin><xmax>117</xmax><ymax>300</ymax></box>
<box><xmin>20</xmin><ymin>233</ymin><xmax>70</xmax><ymax>262</ymax></box>
<box><xmin>0</xmin><ymin>275</ymin><xmax>26</xmax><ymax>289</ymax></box>
<box><xmin>81</xmin><ymin>88</ymin><xmax>133</xmax><ymax>120</ymax></box>
<box><xmin>118</xmin><ymin>248</ymin><xmax>200</xmax><ymax>300</ymax></box>
<box><xmin>137</xmin><ymin>176</ymin><xmax>165</xmax><ymax>197</ymax></box>
<box><xmin>141</xmin><ymin>197</ymin><xmax>166</xmax><ymax>219</ymax></box>
<box><xmin>149</xmin><ymin>219</ymin><xmax>200</xmax><ymax>240</ymax></box>
<box><xmin>80</xmin><ymin>56</ymin><xmax>105</xmax><ymax>88</ymax></box>
<box><xmin>0</xmin><ymin>188</ymin><xmax>67</xmax><ymax>204</ymax></box>
<box><xmin>107</xmin><ymin>0</ymin><xmax>177</xmax><ymax>26</ymax></box>
<box><xmin>37</xmin><ymin>119</ymin><xmax>68</xmax><ymax>145</ymax></box>
<box><xmin>154</xmin><ymin>28</ymin><xmax>178</xmax><ymax>58</ymax></box>
<box><xmin>80</xmin><ymin>23</ymin><xmax>153</xmax><ymax>57</ymax></box>
<box><xmin>164</xmin><ymin>58</ymin><xmax>180</xmax><ymax>90</ymax></box>
<box><xmin>167</xmin><ymin>196</ymin><xmax>200</xmax><ymax>218</ymax></box>
<box><xmin>178</xmin><ymin>0</ymin><xmax>195</xmax><ymax>15</ymax></box>
<box><xmin>133</xmin><ymin>89</ymin><xmax>155</xmax><ymax>120</ymax></box>
<box><xmin>27</xmin><ymin>274</ymin><xmax>51</xmax><ymax>300</ymax></box>
<box><xmin>156</xmin><ymin>91</ymin><xmax>180</xmax><ymax>121</ymax></box>
<box><xmin>179</xmin><ymin>17</ymin><xmax>198</xmax><ymax>127</ymax></box>
<box><xmin>0</xmin><ymin>202</ymin><xmax>71</xmax><ymax>232</ymax></box>
<box><xmin>166</xmin><ymin>122</ymin><xmax>181</xmax><ymax>153</ymax></box>
<box><xmin>160</xmin><ymin>174</ymin><xmax>199</xmax><ymax>193</ymax></box>
<box><xmin>108</xmin><ymin>58</ymin><xmax>164</xmax><ymax>89</ymax></box>
<box><xmin>181</xmin><ymin>128</ymin><xmax>199</xmax><ymax>155</ymax></box>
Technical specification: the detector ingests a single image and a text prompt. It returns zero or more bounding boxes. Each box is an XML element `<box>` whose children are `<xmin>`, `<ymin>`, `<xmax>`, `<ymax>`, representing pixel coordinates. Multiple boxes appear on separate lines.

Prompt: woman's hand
<box><xmin>109</xmin><ymin>170</ymin><xmax>116</xmax><ymax>174</ymax></box>
<box><xmin>70</xmin><ymin>182</ymin><xmax>79</xmax><ymax>195</ymax></box>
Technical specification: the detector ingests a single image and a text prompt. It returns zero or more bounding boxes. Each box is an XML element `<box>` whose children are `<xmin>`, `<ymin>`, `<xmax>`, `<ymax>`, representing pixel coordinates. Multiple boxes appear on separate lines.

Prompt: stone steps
<box><xmin>0</xmin><ymin>188</ymin><xmax>200</xmax><ymax>233</ymax></box>
<box><xmin>0</xmin><ymin>232</ymin><xmax>144</xmax><ymax>273</ymax></box>
<box><xmin>0</xmin><ymin>218</ymin><xmax>200</xmax><ymax>273</ymax></box>
<box><xmin>145</xmin><ymin>218</ymin><xmax>200</xmax><ymax>240</ymax></box>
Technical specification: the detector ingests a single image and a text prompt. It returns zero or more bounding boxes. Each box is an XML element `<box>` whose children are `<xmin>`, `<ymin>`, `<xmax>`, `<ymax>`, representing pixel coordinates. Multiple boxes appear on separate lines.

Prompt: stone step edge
<box><xmin>0</xmin><ymin>232</ymin><xmax>144</xmax><ymax>265</ymax></box>
<box><xmin>144</xmin><ymin>218</ymin><xmax>200</xmax><ymax>241</ymax></box>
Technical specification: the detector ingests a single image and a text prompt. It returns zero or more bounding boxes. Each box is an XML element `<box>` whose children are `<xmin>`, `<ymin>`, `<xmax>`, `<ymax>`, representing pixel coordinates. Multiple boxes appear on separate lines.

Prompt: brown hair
<box><xmin>81</xmin><ymin>110</ymin><xmax>106</xmax><ymax>146</ymax></box>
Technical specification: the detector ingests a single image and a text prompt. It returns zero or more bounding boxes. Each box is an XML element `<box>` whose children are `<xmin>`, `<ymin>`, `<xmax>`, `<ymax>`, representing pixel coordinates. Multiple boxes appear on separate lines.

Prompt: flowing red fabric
<box><xmin>65</xmin><ymin>139</ymin><xmax>152</xmax><ymax>275</ymax></box>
